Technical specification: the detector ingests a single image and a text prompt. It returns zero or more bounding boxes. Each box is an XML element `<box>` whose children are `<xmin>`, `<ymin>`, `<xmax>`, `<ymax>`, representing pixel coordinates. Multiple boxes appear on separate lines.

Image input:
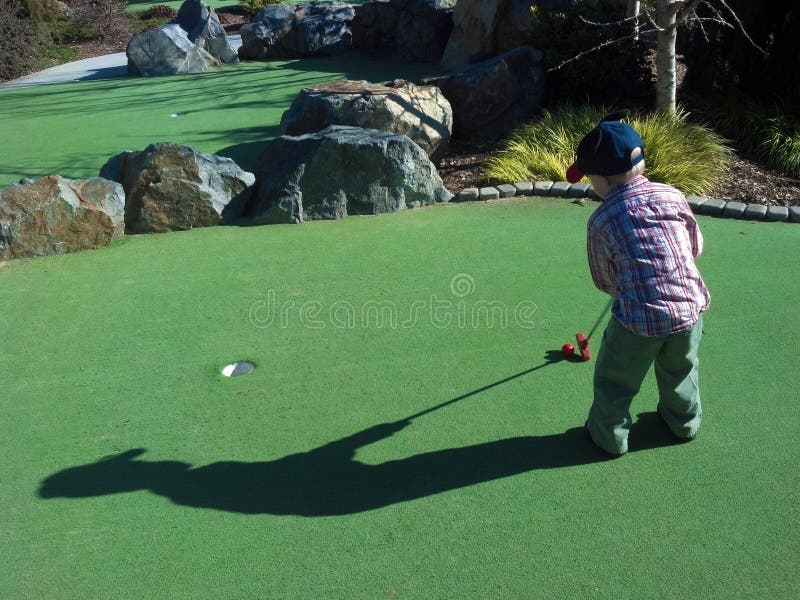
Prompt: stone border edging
<box><xmin>455</xmin><ymin>181</ymin><xmax>800</xmax><ymax>223</ymax></box>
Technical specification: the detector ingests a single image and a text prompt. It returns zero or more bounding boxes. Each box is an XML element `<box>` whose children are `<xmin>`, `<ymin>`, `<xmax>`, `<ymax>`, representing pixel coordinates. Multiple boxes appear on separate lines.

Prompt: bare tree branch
<box><xmin>546</xmin><ymin>27</ymin><xmax>659</xmax><ymax>72</ymax></box>
<box><xmin>691</xmin><ymin>17</ymin><xmax>736</xmax><ymax>29</ymax></box>
<box><xmin>717</xmin><ymin>0</ymin><xmax>768</xmax><ymax>55</ymax></box>
<box><xmin>578</xmin><ymin>14</ymin><xmax>644</xmax><ymax>28</ymax></box>
<box><xmin>675</xmin><ymin>0</ymin><xmax>712</xmax><ymax>25</ymax></box>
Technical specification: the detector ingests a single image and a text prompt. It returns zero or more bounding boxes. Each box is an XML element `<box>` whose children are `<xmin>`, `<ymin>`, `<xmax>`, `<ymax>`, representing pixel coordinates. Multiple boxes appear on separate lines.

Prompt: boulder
<box><xmin>0</xmin><ymin>176</ymin><xmax>125</xmax><ymax>260</ymax></box>
<box><xmin>127</xmin><ymin>23</ymin><xmax>220</xmax><ymax>76</ymax></box>
<box><xmin>351</xmin><ymin>0</ymin><xmax>456</xmax><ymax>62</ymax></box>
<box><xmin>279</xmin><ymin>79</ymin><xmax>453</xmax><ymax>164</ymax></box>
<box><xmin>245</xmin><ymin>126</ymin><xmax>452</xmax><ymax>224</ymax></box>
<box><xmin>175</xmin><ymin>0</ymin><xmax>239</xmax><ymax>64</ymax></box>
<box><xmin>100</xmin><ymin>143</ymin><xmax>255</xmax><ymax>233</ymax></box>
<box><xmin>440</xmin><ymin>0</ymin><xmax>593</xmax><ymax>69</ymax></box>
<box><xmin>422</xmin><ymin>46</ymin><xmax>545</xmax><ymax>138</ymax></box>
<box><xmin>238</xmin><ymin>2</ymin><xmax>356</xmax><ymax>60</ymax></box>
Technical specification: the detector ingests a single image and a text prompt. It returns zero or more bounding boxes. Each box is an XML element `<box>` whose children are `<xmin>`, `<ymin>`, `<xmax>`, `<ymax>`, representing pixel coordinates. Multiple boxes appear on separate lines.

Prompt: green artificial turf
<box><xmin>0</xmin><ymin>56</ymin><xmax>435</xmax><ymax>188</ymax></box>
<box><xmin>1</xmin><ymin>199</ymin><xmax>798</xmax><ymax>599</ymax></box>
<box><xmin>126</xmin><ymin>0</ymin><xmax>372</xmax><ymax>14</ymax></box>
<box><xmin>126</xmin><ymin>0</ymin><xmax>232</xmax><ymax>11</ymax></box>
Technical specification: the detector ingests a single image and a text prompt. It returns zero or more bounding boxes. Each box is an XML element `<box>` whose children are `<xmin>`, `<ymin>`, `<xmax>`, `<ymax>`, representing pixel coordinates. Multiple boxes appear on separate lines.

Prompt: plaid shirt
<box><xmin>587</xmin><ymin>176</ymin><xmax>710</xmax><ymax>337</ymax></box>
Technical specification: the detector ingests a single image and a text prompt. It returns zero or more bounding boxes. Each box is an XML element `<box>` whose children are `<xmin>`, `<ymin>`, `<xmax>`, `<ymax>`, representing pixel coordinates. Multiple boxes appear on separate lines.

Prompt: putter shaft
<box><xmin>586</xmin><ymin>298</ymin><xmax>613</xmax><ymax>341</ymax></box>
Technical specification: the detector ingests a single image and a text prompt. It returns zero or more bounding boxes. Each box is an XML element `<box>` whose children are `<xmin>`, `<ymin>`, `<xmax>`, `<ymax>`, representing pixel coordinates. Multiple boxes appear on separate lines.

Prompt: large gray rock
<box><xmin>422</xmin><ymin>46</ymin><xmax>545</xmax><ymax>138</ymax></box>
<box><xmin>100</xmin><ymin>143</ymin><xmax>255</xmax><ymax>233</ymax></box>
<box><xmin>352</xmin><ymin>0</ymin><xmax>456</xmax><ymax>62</ymax></box>
<box><xmin>245</xmin><ymin>126</ymin><xmax>452</xmax><ymax>224</ymax></box>
<box><xmin>440</xmin><ymin>0</ymin><xmax>595</xmax><ymax>69</ymax></box>
<box><xmin>238</xmin><ymin>2</ymin><xmax>356</xmax><ymax>60</ymax></box>
<box><xmin>175</xmin><ymin>0</ymin><xmax>239</xmax><ymax>64</ymax></box>
<box><xmin>0</xmin><ymin>176</ymin><xmax>125</xmax><ymax>260</ymax></box>
<box><xmin>279</xmin><ymin>79</ymin><xmax>453</xmax><ymax>164</ymax></box>
<box><xmin>127</xmin><ymin>23</ymin><xmax>220</xmax><ymax>76</ymax></box>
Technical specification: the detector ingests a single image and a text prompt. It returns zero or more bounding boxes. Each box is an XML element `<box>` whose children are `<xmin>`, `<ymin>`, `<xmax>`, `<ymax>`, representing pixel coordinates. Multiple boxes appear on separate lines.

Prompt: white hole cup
<box><xmin>222</xmin><ymin>361</ymin><xmax>255</xmax><ymax>377</ymax></box>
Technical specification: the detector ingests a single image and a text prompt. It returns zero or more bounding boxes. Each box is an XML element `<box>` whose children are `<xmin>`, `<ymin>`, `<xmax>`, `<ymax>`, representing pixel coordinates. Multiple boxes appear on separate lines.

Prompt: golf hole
<box><xmin>222</xmin><ymin>361</ymin><xmax>255</xmax><ymax>378</ymax></box>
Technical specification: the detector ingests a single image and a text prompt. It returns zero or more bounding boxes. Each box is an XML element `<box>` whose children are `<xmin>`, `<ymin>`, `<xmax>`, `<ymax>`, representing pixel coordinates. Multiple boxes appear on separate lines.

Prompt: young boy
<box><xmin>565</xmin><ymin>112</ymin><xmax>711</xmax><ymax>456</ymax></box>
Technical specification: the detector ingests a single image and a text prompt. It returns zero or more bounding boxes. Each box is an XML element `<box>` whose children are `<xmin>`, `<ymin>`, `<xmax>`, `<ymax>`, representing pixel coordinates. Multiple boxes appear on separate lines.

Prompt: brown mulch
<box><xmin>217</xmin><ymin>8</ymin><xmax>249</xmax><ymax>33</ymax></box>
<box><xmin>709</xmin><ymin>154</ymin><xmax>800</xmax><ymax>207</ymax></box>
<box><xmin>69</xmin><ymin>37</ymin><xmax>127</xmax><ymax>61</ymax></box>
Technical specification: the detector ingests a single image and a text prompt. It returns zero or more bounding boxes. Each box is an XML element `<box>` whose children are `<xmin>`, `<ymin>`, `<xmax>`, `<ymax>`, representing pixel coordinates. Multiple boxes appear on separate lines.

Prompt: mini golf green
<box><xmin>1</xmin><ymin>199</ymin><xmax>798</xmax><ymax>598</ymax></box>
<box><xmin>0</xmin><ymin>55</ymin><xmax>435</xmax><ymax>188</ymax></box>
<box><xmin>125</xmin><ymin>0</ymin><xmax>372</xmax><ymax>14</ymax></box>
<box><xmin>126</xmin><ymin>0</ymin><xmax>236</xmax><ymax>11</ymax></box>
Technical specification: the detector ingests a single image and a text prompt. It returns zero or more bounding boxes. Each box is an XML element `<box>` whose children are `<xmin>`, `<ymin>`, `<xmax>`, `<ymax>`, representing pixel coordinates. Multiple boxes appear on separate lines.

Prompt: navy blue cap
<box><xmin>566</xmin><ymin>112</ymin><xmax>645</xmax><ymax>183</ymax></box>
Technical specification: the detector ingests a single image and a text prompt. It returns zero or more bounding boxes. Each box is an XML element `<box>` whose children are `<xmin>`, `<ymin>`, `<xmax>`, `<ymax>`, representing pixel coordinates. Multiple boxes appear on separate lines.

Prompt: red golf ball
<box><xmin>561</xmin><ymin>343</ymin><xmax>575</xmax><ymax>357</ymax></box>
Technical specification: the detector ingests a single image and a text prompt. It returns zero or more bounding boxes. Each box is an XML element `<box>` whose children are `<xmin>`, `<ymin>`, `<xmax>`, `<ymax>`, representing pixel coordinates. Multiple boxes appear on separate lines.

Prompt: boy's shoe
<box><xmin>656</xmin><ymin>408</ymin><xmax>697</xmax><ymax>442</ymax></box>
<box><xmin>584</xmin><ymin>421</ymin><xmax>625</xmax><ymax>457</ymax></box>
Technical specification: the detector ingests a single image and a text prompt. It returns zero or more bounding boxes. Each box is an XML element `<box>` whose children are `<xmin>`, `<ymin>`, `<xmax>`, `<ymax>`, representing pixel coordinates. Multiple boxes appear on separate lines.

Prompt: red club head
<box><xmin>575</xmin><ymin>332</ymin><xmax>591</xmax><ymax>361</ymax></box>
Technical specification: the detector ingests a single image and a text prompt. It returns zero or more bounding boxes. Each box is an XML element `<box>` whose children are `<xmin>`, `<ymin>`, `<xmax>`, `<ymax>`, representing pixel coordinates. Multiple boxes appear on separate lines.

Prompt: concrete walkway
<box><xmin>0</xmin><ymin>35</ymin><xmax>242</xmax><ymax>91</ymax></box>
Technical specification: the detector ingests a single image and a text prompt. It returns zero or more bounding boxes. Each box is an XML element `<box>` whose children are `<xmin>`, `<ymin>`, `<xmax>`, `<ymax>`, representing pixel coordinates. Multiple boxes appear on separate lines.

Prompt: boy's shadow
<box><xmin>38</xmin><ymin>353</ymin><xmax>688</xmax><ymax>516</ymax></box>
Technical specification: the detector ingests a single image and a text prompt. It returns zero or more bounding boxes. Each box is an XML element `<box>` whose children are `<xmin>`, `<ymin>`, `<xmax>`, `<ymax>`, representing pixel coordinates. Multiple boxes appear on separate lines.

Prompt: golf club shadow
<box><xmin>37</xmin><ymin>359</ymin><xmax>684</xmax><ymax>516</ymax></box>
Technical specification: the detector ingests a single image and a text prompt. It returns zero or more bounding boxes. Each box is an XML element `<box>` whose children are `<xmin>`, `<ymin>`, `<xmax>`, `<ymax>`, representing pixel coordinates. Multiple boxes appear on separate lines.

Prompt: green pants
<box><xmin>586</xmin><ymin>315</ymin><xmax>704</xmax><ymax>455</ymax></box>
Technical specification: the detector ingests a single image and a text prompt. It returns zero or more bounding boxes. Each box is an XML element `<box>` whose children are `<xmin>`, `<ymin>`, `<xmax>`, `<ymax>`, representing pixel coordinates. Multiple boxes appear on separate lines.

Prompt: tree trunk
<box><xmin>655</xmin><ymin>0</ymin><xmax>678</xmax><ymax>112</ymax></box>
<box><xmin>627</xmin><ymin>0</ymin><xmax>641</xmax><ymax>40</ymax></box>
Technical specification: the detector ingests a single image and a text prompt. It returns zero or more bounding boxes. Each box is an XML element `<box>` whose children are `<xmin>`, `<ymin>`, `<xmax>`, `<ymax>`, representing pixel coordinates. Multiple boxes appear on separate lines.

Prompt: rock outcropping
<box><xmin>100</xmin><ymin>143</ymin><xmax>254</xmax><ymax>233</ymax></box>
<box><xmin>175</xmin><ymin>0</ymin><xmax>239</xmax><ymax>64</ymax></box>
<box><xmin>127</xmin><ymin>23</ymin><xmax>220</xmax><ymax>76</ymax></box>
<box><xmin>0</xmin><ymin>176</ymin><xmax>125</xmax><ymax>259</ymax></box>
<box><xmin>423</xmin><ymin>46</ymin><xmax>545</xmax><ymax>138</ymax></box>
<box><xmin>351</xmin><ymin>0</ymin><xmax>456</xmax><ymax>62</ymax></box>
<box><xmin>127</xmin><ymin>0</ymin><xmax>238</xmax><ymax>76</ymax></box>
<box><xmin>238</xmin><ymin>2</ymin><xmax>356</xmax><ymax>60</ymax></box>
<box><xmin>440</xmin><ymin>0</ymin><xmax>559</xmax><ymax>69</ymax></box>
<box><xmin>279</xmin><ymin>80</ymin><xmax>453</xmax><ymax>163</ymax></box>
<box><xmin>245</xmin><ymin>126</ymin><xmax>452</xmax><ymax>224</ymax></box>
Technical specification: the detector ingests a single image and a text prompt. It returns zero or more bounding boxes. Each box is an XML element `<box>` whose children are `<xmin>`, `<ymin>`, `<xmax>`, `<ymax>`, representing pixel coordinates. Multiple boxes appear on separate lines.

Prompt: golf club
<box><xmin>575</xmin><ymin>298</ymin><xmax>613</xmax><ymax>361</ymax></box>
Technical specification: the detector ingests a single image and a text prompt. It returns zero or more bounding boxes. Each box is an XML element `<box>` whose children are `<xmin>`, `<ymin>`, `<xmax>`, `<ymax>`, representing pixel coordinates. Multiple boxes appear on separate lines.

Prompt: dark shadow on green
<box><xmin>281</xmin><ymin>53</ymin><xmax>442</xmax><ymax>83</ymax></box>
<box><xmin>215</xmin><ymin>126</ymin><xmax>280</xmax><ymax>172</ymax></box>
<box><xmin>38</xmin><ymin>356</ymin><xmax>688</xmax><ymax>516</ymax></box>
<box><xmin>78</xmin><ymin>65</ymin><xmax>128</xmax><ymax>82</ymax></box>
<box><xmin>628</xmin><ymin>411</ymin><xmax>695</xmax><ymax>452</ymax></box>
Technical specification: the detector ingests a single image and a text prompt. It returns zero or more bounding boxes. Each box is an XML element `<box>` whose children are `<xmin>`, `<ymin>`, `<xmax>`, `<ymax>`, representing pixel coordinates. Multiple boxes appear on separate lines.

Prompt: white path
<box><xmin>0</xmin><ymin>35</ymin><xmax>242</xmax><ymax>91</ymax></box>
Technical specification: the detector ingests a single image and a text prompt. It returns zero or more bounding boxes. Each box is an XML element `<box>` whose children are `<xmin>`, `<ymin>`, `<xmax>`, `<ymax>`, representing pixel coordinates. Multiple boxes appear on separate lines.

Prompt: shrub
<box><xmin>21</xmin><ymin>0</ymin><xmax>62</xmax><ymax>22</ymax></box>
<box><xmin>484</xmin><ymin>108</ymin><xmax>597</xmax><ymax>184</ymax></box>
<box><xmin>57</xmin><ymin>0</ymin><xmax>131</xmax><ymax>43</ymax></box>
<box><xmin>140</xmin><ymin>5</ymin><xmax>177</xmax><ymax>20</ymax></box>
<box><xmin>0</xmin><ymin>0</ymin><xmax>134</xmax><ymax>81</ymax></box>
<box><xmin>763</xmin><ymin>115</ymin><xmax>800</xmax><ymax>178</ymax></box>
<box><xmin>0</xmin><ymin>0</ymin><xmax>45</xmax><ymax>81</ymax></box>
<box><xmin>239</xmin><ymin>0</ymin><xmax>284</xmax><ymax>16</ymax></box>
<box><xmin>484</xmin><ymin>106</ymin><xmax>732</xmax><ymax>196</ymax></box>
<box><xmin>51</xmin><ymin>17</ymin><xmax>98</xmax><ymax>44</ymax></box>
<box><xmin>634</xmin><ymin>109</ymin><xmax>732</xmax><ymax>195</ymax></box>
<box><xmin>689</xmin><ymin>93</ymin><xmax>800</xmax><ymax>178</ymax></box>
